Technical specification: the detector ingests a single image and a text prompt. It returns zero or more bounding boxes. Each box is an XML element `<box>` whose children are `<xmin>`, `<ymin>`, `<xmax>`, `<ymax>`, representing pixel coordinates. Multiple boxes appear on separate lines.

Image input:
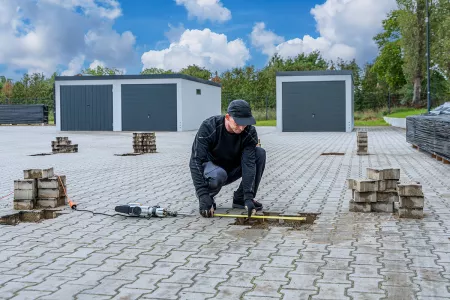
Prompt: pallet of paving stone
<box><xmin>13</xmin><ymin>168</ymin><xmax>68</xmax><ymax>210</ymax></box>
<box><xmin>356</xmin><ymin>131</ymin><xmax>368</xmax><ymax>155</ymax></box>
<box><xmin>132</xmin><ymin>132</ymin><xmax>157</xmax><ymax>153</ymax></box>
<box><xmin>51</xmin><ymin>137</ymin><xmax>78</xmax><ymax>154</ymax></box>
<box><xmin>406</xmin><ymin>114</ymin><xmax>450</xmax><ymax>160</ymax></box>
<box><xmin>348</xmin><ymin>167</ymin><xmax>401</xmax><ymax>213</ymax></box>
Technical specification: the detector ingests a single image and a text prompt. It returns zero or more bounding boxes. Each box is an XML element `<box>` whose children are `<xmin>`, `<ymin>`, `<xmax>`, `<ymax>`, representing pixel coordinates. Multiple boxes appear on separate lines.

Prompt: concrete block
<box><xmin>23</xmin><ymin>168</ymin><xmax>54</xmax><ymax>179</ymax></box>
<box><xmin>349</xmin><ymin>200</ymin><xmax>371</xmax><ymax>213</ymax></box>
<box><xmin>347</xmin><ymin>179</ymin><xmax>356</xmax><ymax>190</ymax></box>
<box><xmin>36</xmin><ymin>198</ymin><xmax>59</xmax><ymax>208</ymax></box>
<box><xmin>394</xmin><ymin>201</ymin><xmax>399</xmax><ymax>212</ymax></box>
<box><xmin>358</xmin><ymin>142</ymin><xmax>368</xmax><ymax>146</ymax></box>
<box><xmin>354</xmin><ymin>179</ymin><xmax>378</xmax><ymax>192</ymax></box>
<box><xmin>378</xmin><ymin>180</ymin><xmax>399</xmax><ymax>192</ymax></box>
<box><xmin>13</xmin><ymin>200</ymin><xmax>34</xmax><ymax>210</ymax></box>
<box><xmin>14</xmin><ymin>179</ymin><xmax>37</xmax><ymax>190</ymax></box>
<box><xmin>38</xmin><ymin>188</ymin><xmax>63</xmax><ymax>199</ymax></box>
<box><xmin>398</xmin><ymin>208</ymin><xmax>423</xmax><ymax>219</ymax></box>
<box><xmin>376</xmin><ymin>192</ymin><xmax>398</xmax><ymax>203</ymax></box>
<box><xmin>371</xmin><ymin>202</ymin><xmax>394</xmax><ymax>213</ymax></box>
<box><xmin>397</xmin><ymin>182</ymin><xmax>423</xmax><ymax>197</ymax></box>
<box><xmin>14</xmin><ymin>188</ymin><xmax>36</xmax><ymax>200</ymax></box>
<box><xmin>366</xmin><ymin>167</ymin><xmax>400</xmax><ymax>180</ymax></box>
<box><xmin>399</xmin><ymin>196</ymin><xmax>425</xmax><ymax>209</ymax></box>
<box><xmin>37</xmin><ymin>176</ymin><xmax>66</xmax><ymax>189</ymax></box>
<box><xmin>357</xmin><ymin>131</ymin><xmax>368</xmax><ymax>137</ymax></box>
<box><xmin>353</xmin><ymin>191</ymin><xmax>377</xmax><ymax>203</ymax></box>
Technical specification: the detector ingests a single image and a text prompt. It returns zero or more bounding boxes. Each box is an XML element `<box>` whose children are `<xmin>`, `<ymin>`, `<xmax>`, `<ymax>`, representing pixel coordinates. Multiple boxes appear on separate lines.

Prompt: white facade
<box><xmin>54</xmin><ymin>76</ymin><xmax>221</xmax><ymax>132</ymax></box>
<box><xmin>276</xmin><ymin>72</ymin><xmax>354</xmax><ymax>133</ymax></box>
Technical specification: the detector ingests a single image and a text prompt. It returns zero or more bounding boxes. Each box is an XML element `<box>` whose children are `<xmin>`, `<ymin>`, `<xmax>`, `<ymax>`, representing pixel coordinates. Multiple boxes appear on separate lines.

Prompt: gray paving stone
<box><xmin>2</xmin><ymin>126</ymin><xmax>450</xmax><ymax>299</ymax></box>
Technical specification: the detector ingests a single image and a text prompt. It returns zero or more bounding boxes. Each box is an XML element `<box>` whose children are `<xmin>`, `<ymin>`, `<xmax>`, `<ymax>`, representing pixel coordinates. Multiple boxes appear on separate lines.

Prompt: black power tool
<box><xmin>115</xmin><ymin>203</ymin><xmax>178</xmax><ymax>218</ymax></box>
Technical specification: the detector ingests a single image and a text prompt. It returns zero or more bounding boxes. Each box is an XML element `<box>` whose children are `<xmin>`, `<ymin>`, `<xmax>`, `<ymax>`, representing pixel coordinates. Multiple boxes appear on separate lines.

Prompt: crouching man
<box><xmin>189</xmin><ymin>99</ymin><xmax>266</xmax><ymax>218</ymax></box>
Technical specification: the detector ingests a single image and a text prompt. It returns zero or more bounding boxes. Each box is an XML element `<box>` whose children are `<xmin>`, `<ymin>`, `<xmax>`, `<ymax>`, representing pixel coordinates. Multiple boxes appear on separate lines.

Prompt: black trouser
<box><xmin>202</xmin><ymin>147</ymin><xmax>266</xmax><ymax>201</ymax></box>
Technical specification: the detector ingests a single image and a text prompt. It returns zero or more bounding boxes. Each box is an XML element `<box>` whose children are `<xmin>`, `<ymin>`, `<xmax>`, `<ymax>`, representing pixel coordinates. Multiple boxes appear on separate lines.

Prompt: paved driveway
<box><xmin>1</xmin><ymin>125</ymin><xmax>450</xmax><ymax>299</ymax></box>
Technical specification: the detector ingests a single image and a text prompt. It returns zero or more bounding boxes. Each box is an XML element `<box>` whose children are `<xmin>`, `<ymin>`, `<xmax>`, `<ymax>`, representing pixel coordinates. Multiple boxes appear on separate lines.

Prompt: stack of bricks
<box><xmin>13</xmin><ymin>167</ymin><xmax>67</xmax><ymax>210</ymax></box>
<box><xmin>52</xmin><ymin>137</ymin><xmax>78</xmax><ymax>153</ymax></box>
<box><xmin>397</xmin><ymin>182</ymin><xmax>424</xmax><ymax>219</ymax></box>
<box><xmin>133</xmin><ymin>132</ymin><xmax>157</xmax><ymax>154</ymax></box>
<box><xmin>348</xmin><ymin>167</ymin><xmax>400</xmax><ymax>213</ymax></box>
<box><xmin>357</xmin><ymin>131</ymin><xmax>368</xmax><ymax>155</ymax></box>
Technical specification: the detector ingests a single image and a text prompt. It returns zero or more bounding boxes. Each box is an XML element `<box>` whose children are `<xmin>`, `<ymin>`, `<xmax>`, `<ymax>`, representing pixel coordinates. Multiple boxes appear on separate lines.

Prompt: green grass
<box><xmin>386</xmin><ymin>108</ymin><xmax>427</xmax><ymax>118</ymax></box>
<box><xmin>256</xmin><ymin>119</ymin><xmax>276</xmax><ymax>126</ymax></box>
<box><xmin>355</xmin><ymin>119</ymin><xmax>389</xmax><ymax>126</ymax></box>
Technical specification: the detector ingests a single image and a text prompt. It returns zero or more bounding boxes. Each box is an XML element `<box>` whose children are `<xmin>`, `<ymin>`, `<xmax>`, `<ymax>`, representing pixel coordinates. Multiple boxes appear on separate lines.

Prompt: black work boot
<box><xmin>232</xmin><ymin>191</ymin><xmax>263</xmax><ymax>211</ymax></box>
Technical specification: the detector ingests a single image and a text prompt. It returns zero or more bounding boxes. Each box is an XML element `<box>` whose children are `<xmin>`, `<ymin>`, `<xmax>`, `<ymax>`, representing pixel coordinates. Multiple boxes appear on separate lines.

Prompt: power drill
<box><xmin>114</xmin><ymin>203</ymin><xmax>178</xmax><ymax>218</ymax></box>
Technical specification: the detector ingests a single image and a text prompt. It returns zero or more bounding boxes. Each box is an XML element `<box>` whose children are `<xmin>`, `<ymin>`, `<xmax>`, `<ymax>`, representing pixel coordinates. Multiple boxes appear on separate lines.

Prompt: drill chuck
<box><xmin>114</xmin><ymin>203</ymin><xmax>177</xmax><ymax>218</ymax></box>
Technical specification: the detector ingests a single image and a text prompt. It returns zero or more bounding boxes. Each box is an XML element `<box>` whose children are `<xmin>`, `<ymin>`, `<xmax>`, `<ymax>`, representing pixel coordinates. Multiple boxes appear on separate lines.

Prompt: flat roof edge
<box><xmin>276</xmin><ymin>70</ymin><xmax>353</xmax><ymax>77</ymax></box>
<box><xmin>54</xmin><ymin>74</ymin><xmax>222</xmax><ymax>87</ymax></box>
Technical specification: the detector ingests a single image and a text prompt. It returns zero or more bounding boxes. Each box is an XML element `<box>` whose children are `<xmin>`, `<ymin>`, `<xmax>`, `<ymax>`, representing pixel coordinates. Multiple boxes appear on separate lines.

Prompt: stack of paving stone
<box><xmin>397</xmin><ymin>182</ymin><xmax>424</xmax><ymax>219</ymax></box>
<box><xmin>133</xmin><ymin>132</ymin><xmax>157</xmax><ymax>153</ymax></box>
<box><xmin>348</xmin><ymin>167</ymin><xmax>400</xmax><ymax>213</ymax></box>
<box><xmin>52</xmin><ymin>137</ymin><xmax>78</xmax><ymax>153</ymax></box>
<box><xmin>357</xmin><ymin>131</ymin><xmax>368</xmax><ymax>155</ymax></box>
<box><xmin>13</xmin><ymin>167</ymin><xmax>67</xmax><ymax>210</ymax></box>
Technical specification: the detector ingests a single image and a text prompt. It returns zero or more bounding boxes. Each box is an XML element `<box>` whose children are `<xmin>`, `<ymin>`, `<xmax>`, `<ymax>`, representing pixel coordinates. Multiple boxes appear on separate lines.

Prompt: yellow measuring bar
<box><xmin>214</xmin><ymin>213</ymin><xmax>306</xmax><ymax>221</ymax></box>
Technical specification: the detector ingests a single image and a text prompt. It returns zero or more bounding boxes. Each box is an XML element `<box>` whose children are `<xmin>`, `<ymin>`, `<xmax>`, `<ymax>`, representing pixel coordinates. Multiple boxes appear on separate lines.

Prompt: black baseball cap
<box><xmin>227</xmin><ymin>99</ymin><xmax>256</xmax><ymax>126</ymax></box>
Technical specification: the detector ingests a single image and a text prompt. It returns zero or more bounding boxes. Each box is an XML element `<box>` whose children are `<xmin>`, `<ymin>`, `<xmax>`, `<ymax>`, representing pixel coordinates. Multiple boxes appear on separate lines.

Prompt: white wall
<box><xmin>276</xmin><ymin>74</ymin><xmax>354</xmax><ymax>132</ymax></box>
<box><xmin>54</xmin><ymin>78</ymin><xmax>182</xmax><ymax>131</ymax></box>
<box><xmin>180</xmin><ymin>79</ymin><xmax>221</xmax><ymax>131</ymax></box>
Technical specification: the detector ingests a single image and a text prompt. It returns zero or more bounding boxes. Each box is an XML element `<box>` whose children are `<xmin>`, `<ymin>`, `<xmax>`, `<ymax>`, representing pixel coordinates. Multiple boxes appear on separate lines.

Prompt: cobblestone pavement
<box><xmin>1</xmin><ymin>125</ymin><xmax>450</xmax><ymax>299</ymax></box>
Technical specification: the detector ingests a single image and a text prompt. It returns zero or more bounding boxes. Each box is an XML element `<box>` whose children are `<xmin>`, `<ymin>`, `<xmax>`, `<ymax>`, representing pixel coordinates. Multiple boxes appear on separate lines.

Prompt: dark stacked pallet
<box><xmin>133</xmin><ymin>132</ymin><xmax>157</xmax><ymax>153</ymax></box>
<box><xmin>406</xmin><ymin>114</ymin><xmax>450</xmax><ymax>160</ymax></box>
<box><xmin>52</xmin><ymin>137</ymin><xmax>78</xmax><ymax>153</ymax></box>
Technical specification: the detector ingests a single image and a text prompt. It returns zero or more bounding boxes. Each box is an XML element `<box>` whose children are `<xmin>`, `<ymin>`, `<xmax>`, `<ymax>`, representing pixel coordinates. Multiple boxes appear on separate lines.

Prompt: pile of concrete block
<box><xmin>397</xmin><ymin>182</ymin><xmax>424</xmax><ymax>219</ymax></box>
<box><xmin>13</xmin><ymin>167</ymin><xmax>67</xmax><ymax>210</ymax></box>
<box><xmin>357</xmin><ymin>131</ymin><xmax>368</xmax><ymax>155</ymax></box>
<box><xmin>348</xmin><ymin>167</ymin><xmax>400</xmax><ymax>213</ymax></box>
<box><xmin>52</xmin><ymin>137</ymin><xmax>78</xmax><ymax>153</ymax></box>
<box><xmin>133</xmin><ymin>132</ymin><xmax>157</xmax><ymax>153</ymax></box>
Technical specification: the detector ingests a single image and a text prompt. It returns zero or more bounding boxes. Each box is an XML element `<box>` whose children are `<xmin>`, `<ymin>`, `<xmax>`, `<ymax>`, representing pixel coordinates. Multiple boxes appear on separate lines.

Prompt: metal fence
<box><xmin>0</xmin><ymin>98</ymin><xmax>55</xmax><ymax>123</ymax></box>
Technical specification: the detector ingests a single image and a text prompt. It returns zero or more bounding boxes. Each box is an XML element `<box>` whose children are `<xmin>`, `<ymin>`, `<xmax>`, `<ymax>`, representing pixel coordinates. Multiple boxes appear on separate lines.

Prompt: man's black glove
<box><xmin>245</xmin><ymin>200</ymin><xmax>256</xmax><ymax>218</ymax></box>
<box><xmin>199</xmin><ymin>195</ymin><xmax>215</xmax><ymax>218</ymax></box>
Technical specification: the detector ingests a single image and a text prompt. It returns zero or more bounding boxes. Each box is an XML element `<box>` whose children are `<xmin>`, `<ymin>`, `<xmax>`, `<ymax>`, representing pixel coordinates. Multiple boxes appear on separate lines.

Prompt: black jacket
<box><xmin>189</xmin><ymin>115</ymin><xmax>259</xmax><ymax>202</ymax></box>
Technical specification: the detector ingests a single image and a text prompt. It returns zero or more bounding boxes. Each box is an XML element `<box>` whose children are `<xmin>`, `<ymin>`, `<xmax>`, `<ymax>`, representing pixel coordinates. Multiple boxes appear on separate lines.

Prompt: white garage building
<box><xmin>54</xmin><ymin>74</ymin><xmax>222</xmax><ymax>132</ymax></box>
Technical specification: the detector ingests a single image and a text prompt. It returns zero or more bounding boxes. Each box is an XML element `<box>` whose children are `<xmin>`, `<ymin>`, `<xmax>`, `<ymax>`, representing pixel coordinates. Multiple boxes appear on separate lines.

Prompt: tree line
<box><xmin>1</xmin><ymin>0</ymin><xmax>449</xmax><ymax>113</ymax></box>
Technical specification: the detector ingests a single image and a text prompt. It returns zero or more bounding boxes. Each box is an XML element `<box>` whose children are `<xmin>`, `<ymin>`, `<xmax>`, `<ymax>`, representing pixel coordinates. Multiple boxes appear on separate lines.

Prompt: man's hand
<box><xmin>245</xmin><ymin>200</ymin><xmax>256</xmax><ymax>218</ymax></box>
<box><xmin>199</xmin><ymin>195</ymin><xmax>215</xmax><ymax>218</ymax></box>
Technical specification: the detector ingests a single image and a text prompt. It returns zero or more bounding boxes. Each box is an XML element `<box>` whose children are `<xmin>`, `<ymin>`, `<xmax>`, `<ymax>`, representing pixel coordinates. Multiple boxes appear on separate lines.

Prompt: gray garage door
<box><xmin>60</xmin><ymin>85</ymin><xmax>113</xmax><ymax>131</ymax></box>
<box><xmin>121</xmin><ymin>84</ymin><xmax>177</xmax><ymax>131</ymax></box>
<box><xmin>282</xmin><ymin>81</ymin><xmax>346</xmax><ymax>132</ymax></box>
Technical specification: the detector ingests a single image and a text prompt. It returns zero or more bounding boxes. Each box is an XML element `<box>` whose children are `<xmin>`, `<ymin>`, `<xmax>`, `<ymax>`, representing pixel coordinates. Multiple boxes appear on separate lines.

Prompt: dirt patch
<box><xmin>28</xmin><ymin>153</ymin><xmax>53</xmax><ymax>156</ymax></box>
<box><xmin>0</xmin><ymin>209</ymin><xmax>63</xmax><ymax>225</ymax></box>
<box><xmin>231</xmin><ymin>212</ymin><xmax>319</xmax><ymax>230</ymax></box>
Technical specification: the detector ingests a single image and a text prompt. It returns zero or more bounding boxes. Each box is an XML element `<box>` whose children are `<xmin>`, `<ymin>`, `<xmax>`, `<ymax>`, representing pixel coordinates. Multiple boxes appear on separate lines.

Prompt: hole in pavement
<box><xmin>28</xmin><ymin>153</ymin><xmax>53</xmax><ymax>156</ymax></box>
<box><xmin>0</xmin><ymin>209</ymin><xmax>63</xmax><ymax>226</ymax></box>
<box><xmin>231</xmin><ymin>212</ymin><xmax>319</xmax><ymax>230</ymax></box>
<box><xmin>114</xmin><ymin>153</ymin><xmax>143</xmax><ymax>156</ymax></box>
<box><xmin>321</xmin><ymin>152</ymin><xmax>345</xmax><ymax>156</ymax></box>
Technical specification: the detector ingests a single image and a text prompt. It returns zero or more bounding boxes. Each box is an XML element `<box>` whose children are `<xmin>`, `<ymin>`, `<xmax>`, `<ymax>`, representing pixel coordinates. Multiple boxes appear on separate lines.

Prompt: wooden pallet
<box><xmin>412</xmin><ymin>144</ymin><xmax>450</xmax><ymax>164</ymax></box>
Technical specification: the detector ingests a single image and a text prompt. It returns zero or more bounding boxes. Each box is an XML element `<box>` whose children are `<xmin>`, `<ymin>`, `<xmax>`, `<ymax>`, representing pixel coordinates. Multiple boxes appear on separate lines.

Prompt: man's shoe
<box><xmin>232</xmin><ymin>198</ymin><xmax>263</xmax><ymax>211</ymax></box>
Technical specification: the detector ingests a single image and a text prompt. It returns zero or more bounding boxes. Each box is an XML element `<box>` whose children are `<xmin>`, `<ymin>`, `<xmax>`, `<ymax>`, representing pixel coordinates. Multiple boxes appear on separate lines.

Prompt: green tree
<box><xmin>179</xmin><ymin>65</ymin><xmax>212</xmax><ymax>80</ymax></box>
<box><xmin>431</xmin><ymin>0</ymin><xmax>450</xmax><ymax>75</ymax></box>
<box><xmin>397</xmin><ymin>0</ymin><xmax>427</xmax><ymax>105</ymax></box>
<box><xmin>372</xmin><ymin>10</ymin><xmax>407</xmax><ymax>93</ymax></box>
<box><xmin>141</xmin><ymin>67</ymin><xmax>174</xmax><ymax>75</ymax></box>
<box><xmin>82</xmin><ymin>65</ymin><xmax>124</xmax><ymax>76</ymax></box>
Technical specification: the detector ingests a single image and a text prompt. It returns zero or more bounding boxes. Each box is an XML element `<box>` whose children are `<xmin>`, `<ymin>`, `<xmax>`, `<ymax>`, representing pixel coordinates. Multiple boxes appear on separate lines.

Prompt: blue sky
<box><xmin>0</xmin><ymin>0</ymin><xmax>398</xmax><ymax>80</ymax></box>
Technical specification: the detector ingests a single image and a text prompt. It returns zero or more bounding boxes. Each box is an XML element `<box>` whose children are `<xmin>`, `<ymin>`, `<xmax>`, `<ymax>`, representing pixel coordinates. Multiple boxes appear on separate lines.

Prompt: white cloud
<box><xmin>251</xmin><ymin>0</ymin><xmax>397</xmax><ymax>63</ymax></box>
<box><xmin>175</xmin><ymin>0</ymin><xmax>231</xmax><ymax>23</ymax></box>
<box><xmin>141</xmin><ymin>28</ymin><xmax>250</xmax><ymax>72</ymax></box>
<box><xmin>61</xmin><ymin>54</ymin><xmax>86</xmax><ymax>75</ymax></box>
<box><xmin>0</xmin><ymin>0</ymin><xmax>136</xmax><ymax>79</ymax></box>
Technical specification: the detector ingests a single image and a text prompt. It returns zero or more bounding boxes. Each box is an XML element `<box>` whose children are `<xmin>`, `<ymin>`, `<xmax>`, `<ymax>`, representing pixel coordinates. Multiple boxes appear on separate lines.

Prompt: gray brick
<box><xmin>350</xmin><ymin>200</ymin><xmax>372</xmax><ymax>212</ymax></box>
<box><xmin>142</xmin><ymin>283</ymin><xmax>190</xmax><ymax>299</ymax></box>
<box><xmin>214</xmin><ymin>286</ymin><xmax>252</xmax><ymax>299</ymax></box>
<box><xmin>244</xmin><ymin>280</ymin><xmax>283</xmax><ymax>298</ymax></box>
<box><xmin>312</xmin><ymin>282</ymin><xmax>351</xmax><ymax>299</ymax></box>
<box><xmin>221</xmin><ymin>271</ymin><xmax>258</xmax><ymax>287</ymax></box>
<box><xmin>347</xmin><ymin>277</ymin><xmax>385</xmax><ymax>294</ymax></box>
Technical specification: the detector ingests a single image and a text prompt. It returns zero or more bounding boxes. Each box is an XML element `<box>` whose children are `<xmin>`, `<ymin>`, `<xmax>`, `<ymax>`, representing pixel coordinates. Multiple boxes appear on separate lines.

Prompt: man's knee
<box><xmin>255</xmin><ymin>147</ymin><xmax>266</xmax><ymax>164</ymax></box>
<box><xmin>204</xmin><ymin>164</ymin><xmax>228</xmax><ymax>190</ymax></box>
